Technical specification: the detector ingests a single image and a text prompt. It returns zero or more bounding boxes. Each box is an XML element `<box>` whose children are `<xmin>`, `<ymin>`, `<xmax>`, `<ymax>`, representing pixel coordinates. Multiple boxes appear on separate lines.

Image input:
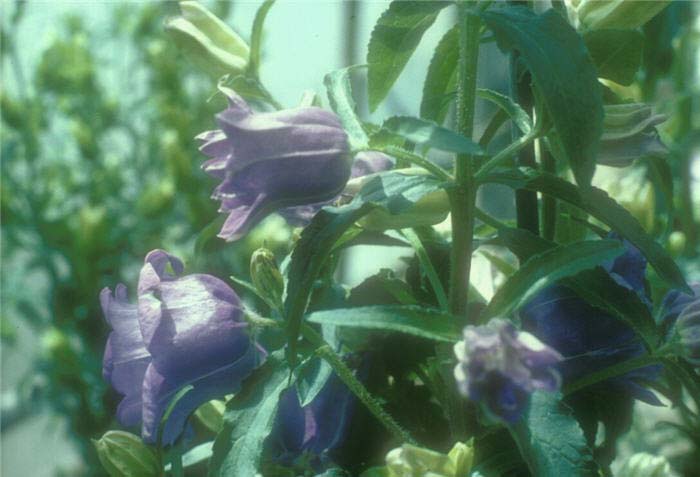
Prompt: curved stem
<box><xmin>380</xmin><ymin>145</ymin><xmax>453</xmax><ymax>182</ymax></box>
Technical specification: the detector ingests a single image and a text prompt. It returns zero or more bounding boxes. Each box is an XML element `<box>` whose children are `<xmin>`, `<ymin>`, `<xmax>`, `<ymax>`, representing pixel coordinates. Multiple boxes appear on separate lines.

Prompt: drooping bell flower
<box><xmin>269</xmin><ymin>373</ymin><xmax>356</xmax><ymax>468</ymax></box>
<box><xmin>519</xmin><ymin>238</ymin><xmax>662</xmax><ymax>404</ymax></box>
<box><xmin>100</xmin><ymin>250</ymin><xmax>265</xmax><ymax>444</ymax></box>
<box><xmin>196</xmin><ymin>87</ymin><xmax>353</xmax><ymax>241</ymax></box>
<box><xmin>453</xmin><ymin>319</ymin><xmax>562</xmax><ymax>423</ymax></box>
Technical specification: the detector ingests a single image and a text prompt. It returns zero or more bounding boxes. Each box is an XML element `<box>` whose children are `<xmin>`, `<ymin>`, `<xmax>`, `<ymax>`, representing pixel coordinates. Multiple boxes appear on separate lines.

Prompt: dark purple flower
<box><xmin>101</xmin><ymin>250</ymin><xmax>265</xmax><ymax>444</ymax></box>
<box><xmin>270</xmin><ymin>373</ymin><xmax>356</xmax><ymax>467</ymax></box>
<box><xmin>197</xmin><ymin>87</ymin><xmax>354</xmax><ymax>241</ymax></box>
<box><xmin>519</xmin><ymin>239</ymin><xmax>662</xmax><ymax>405</ymax></box>
<box><xmin>453</xmin><ymin>319</ymin><xmax>562</xmax><ymax>423</ymax></box>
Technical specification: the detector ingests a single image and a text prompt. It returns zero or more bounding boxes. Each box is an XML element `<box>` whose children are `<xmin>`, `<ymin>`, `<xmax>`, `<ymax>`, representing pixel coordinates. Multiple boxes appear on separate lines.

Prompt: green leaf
<box><xmin>284</xmin><ymin>171</ymin><xmax>444</xmax><ymax>364</ymax></box>
<box><xmin>367</xmin><ymin>1</ymin><xmax>450</xmax><ymax>111</ymax></box>
<box><xmin>476</xmin><ymin>88</ymin><xmax>532</xmax><ymax>135</ymax></box>
<box><xmin>248</xmin><ymin>0</ymin><xmax>275</xmax><ymax>79</ymax></box>
<box><xmin>307</xmin><ymin>305</ymin><xmax>459</xmax><ymax>342</ymax></box>
<box><xmin>496</xmin><ymin>227</ymin><xmax>659</xmax><ymax>348</ymax></box>
<box><xmin>209</xmin><ymin>352</ymin><xmax>289</xmax><ymax>477</ymax></box>
<box><xmin>381</xmin><ymin>116</ymin><xmax>484</xmax><ymax>155</ymax></box>
<box><xmin>482</xmin><ymin>239</ymin><xmax>625</xmax><ymax>320</ymax></box>
<box><xmin>157</xmin><ymin>385</ymin><xmax>194</xmax><ymax>450</ymax></box>
<box><xmin>509</xmin><ymin>391</ymin><xmax>598</xmax><ymax>477</ymax></box>
<box><xmin>583</xmin><ymin>29</ymin><xmax>644</xmax><ymax>86</ymax></box>
<box><xmin>420</xmin><ymin>26</ymin><xmax>458</xmax><ymax>124</ymax></box>
<box><xmin>325</xmin><ymin>66</ymin><xmax>369</xmax><ymax>150</ymax></box>
<box><xmin>481</xmin><ymin>168</ymin><xmax>690</xmax><ymax>292</ymax></box>
<box><xmin>295</xmin><ymin>324</ymin><xmax>338</xmax><ymax>406</ymax></box>
<box><xmin>481</xmin><ymin>6</ymin><xmax>603</xmax><ymax>187</ymax></box>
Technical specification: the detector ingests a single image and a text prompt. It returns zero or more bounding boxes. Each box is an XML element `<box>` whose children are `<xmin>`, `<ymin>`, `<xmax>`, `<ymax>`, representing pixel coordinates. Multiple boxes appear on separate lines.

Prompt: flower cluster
<box><xmin>453</xmin><ymin>319</ymin><xmax>562</xmax><ymax>423</ymax></box>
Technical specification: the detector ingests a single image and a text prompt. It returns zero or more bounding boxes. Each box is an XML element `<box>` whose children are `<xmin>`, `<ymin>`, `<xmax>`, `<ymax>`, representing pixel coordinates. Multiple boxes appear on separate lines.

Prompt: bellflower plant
<box><xmin>453</xmin><ymin>319</ymin><xmax>562</xmax><ymax>423</ymax></box>
<box><xmin>197</xmin><ymin>87</ymin><xmax>353</xmax><ymax>241</ymax></box>
<box><xmin>100</xmin><ymin>250</ymin><xmax>264</xmax><ymax>444</ymax></box>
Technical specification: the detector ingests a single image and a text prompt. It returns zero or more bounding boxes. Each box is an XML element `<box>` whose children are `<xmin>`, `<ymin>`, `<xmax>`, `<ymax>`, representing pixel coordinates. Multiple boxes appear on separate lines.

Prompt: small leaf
<box><xmin>382</xmin><ymin>116</ymin><xmax>484</xmax><ymax>155</ymax></box>
<box><xmin>583</xmin><ymin>29</ymin><xmax>644</xmax><ymax>86</ymax></box>
<box><xmin>325</xmin><ymin>66</ymin><xmax>369</xmax><ymax>150</ymax></box>
<box><xmin>248</xmin><ymin>0</ymin><xmax>275</xmax><ymax>78</ymax></box>
<box><xmin>209</xmin><ymin>352</ymin><xmax>289</xmax><ymax>477</ymax></box>
<box><xmin>476</xmin><ymin>88</ymin><xmax>532</xmax><ymax>135</ymax></box>
<box><xmin>367</xmin><ymin>1</ymin><xmax>450</xmax><ymax>111</ymax></box>
<box><xmin>481</xmin><ymin>168</ymin><xmax>690</xmax><ymax>292</ymax></box>
<box><xmin>482</xmin><ymin>239</ymin><xmax>625</xmax><ymax>320</ymax></box>
<box><xmin>307</xmin><ymin>305</ymin><xmax>459</xmax><ymax>342</ymax></box>
<box><xmin>509</xmin><ymin>391</ymin><xmax>598</xmax><ymax>477</ymax></box>
<box><xmin>481</xmin><ymin>6</ymin><xmax>603</xmax><ymax>187</ymax></box>
<box><xmin>420</xmin><ymin>26</ymin><xmax>458</xmax><ymax>124</ymax></box>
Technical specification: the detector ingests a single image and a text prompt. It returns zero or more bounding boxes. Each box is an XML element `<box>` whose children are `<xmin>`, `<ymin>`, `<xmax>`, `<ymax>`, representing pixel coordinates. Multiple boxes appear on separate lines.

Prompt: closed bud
<box><xmin>93</xmin><ymin>431</ymin><xmax>159</xmax><ymax>477</ymax></box>
<box><xmin>385</xmin><ymin>441</ymin><xmax>473</xmax><ymax>477</ymax></box>
<box><xmin>165</xmin><ymin>1</ymin><xmax>249</xmax><ymax>77</ymax></box>
<box><xmin>567</xmin><ymin>0</ymin><xmax>670</xmax><ymax>31</ymax></box>
<box><xmin>250</xmin><ymin>247</ymin><xmax>284</xmax><ymax>307</ymax></box>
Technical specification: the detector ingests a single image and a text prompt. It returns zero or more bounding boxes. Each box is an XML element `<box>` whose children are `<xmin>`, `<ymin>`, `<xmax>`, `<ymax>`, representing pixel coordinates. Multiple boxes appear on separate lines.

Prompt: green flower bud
<box><xmin>567</xmin><ymin>0</ymin><xmax>670</xmax><ymax>31</ymax></box>
<box><xmin>616</xmin><ymin>452</ymin><xmax>674</xmax><ymax>477</ymax></box>
<box><xmin>195</xmin><ymin>399</ymin><xmax>226</xmax><ymax>433</ymax></box>
<box><xmin>250</xmin><ymin>247</ymin><xmax>284</xmax><ymax>307</ymax></box>
<box><xmin>165</xmin><ymin>1</ymin><xmax>249</xmax><ymax>77</ymax></box>
<box><xmin>667</xmin><ymin>231</ymin><xmax>686</xmax><ymax>257</ymax></box>
<box><xmin>385</xmin><ymin>441</ymin><xmax>473</xmax><ymax>477</ymax></box>
<box><xmin>93</xmin><ymin>431</ymin><xmax>160</xmax><ymax>477</ymax></box>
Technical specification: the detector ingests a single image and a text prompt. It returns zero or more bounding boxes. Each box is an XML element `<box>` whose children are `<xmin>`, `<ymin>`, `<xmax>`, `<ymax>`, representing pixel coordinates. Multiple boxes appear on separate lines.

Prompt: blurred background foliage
<box><xmin>0</xmin><ymin>0</ymin><xmax>698</xmax><ymax>476</ymax></box>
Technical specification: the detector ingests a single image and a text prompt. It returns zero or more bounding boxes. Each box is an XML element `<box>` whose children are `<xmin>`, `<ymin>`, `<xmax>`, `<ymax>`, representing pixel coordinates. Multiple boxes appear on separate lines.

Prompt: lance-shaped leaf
<box><xmin>509</xmin><ymin>391</ymin><xmax>598</xmax><ymax>477</ymax></box>
<box><xmin>307</xmin><ymin>305</ymin><xmax>459</xmax><ymax>342</ymax></box>
<box><xmin>481</xmin><ymin>6</ymin><xmax>603</xmax><ymax>187</ymax></box>
<box><xmin>209</xmin><ymin>352</ymin><xmax>289</xmax><ymax>477</ymax></box>
<box><xmin>382</xmin><ymin>116</ymin><xmax>484</xmax><ymax>155</ymax></box>
<box><xmin>482</xmin><ymin>239</ymin><xmax>625</xmax><ymax>320</ymax></box>
<box><xmin>367</xmin><ymin>1</ymin><xmax>450</xmax><ymax>111</ymax></box>
<box><xmin>325</xmin><ymin>66</ymin><xmax>369</xmax><ymax>150</ymax></box>
<box><xmin>421</xmin><ymin>25</ymin><xmax>458</xmax><ymax>124</ymax></box>
<box><xmin>583</xmin><ymin>29</ymin><xmax>644</xmax><ymax>86</ymax></box>
<box><xmin>480</xmin><ymin>168</ymin><xmax>690</xmax><ymax>292</ymax></box>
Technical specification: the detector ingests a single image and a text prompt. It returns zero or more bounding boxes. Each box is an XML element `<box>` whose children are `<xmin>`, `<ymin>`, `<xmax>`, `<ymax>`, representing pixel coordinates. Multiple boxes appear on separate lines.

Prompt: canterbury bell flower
<box><xmin>100</xmin><ymin>250</ymin><xmax>265</xmax><ymax>444</ymax></box>
<box><xmin>197</xmin><ymin>87</ymin><xmax>352</xmax><ymax>241</ymax></box>
<box><xmin>453</xmin><ymin>319</ymin><xmax>562</xmax><ymax>423</ymax></box>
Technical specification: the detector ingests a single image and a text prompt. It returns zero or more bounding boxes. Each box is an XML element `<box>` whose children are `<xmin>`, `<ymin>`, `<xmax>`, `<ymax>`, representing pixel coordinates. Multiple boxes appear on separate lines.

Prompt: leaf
<box><xmin>482</xmin><ymin>239</ymin><xmax>625</xmax><ymax>320</ymax></box>
<box><xmin>284</xmin><ymin>171</ymin><xmax>444</xmax><ymax>364</ymax></box>
<box><xmin>295</xmin><ymin>324</ymin><xmax>338</xmax><ymax>406</ymax></box>
<box><xmin>481</xmin><ymin>6</ymin><xmax>603</xmax><ymax>187</ymax></box>
<box><xmin>209</xmin><ymin>352</ymin><xmax>289</xmax><ymax>477</ymax></box>
<box><xmin>476</xmin><ymin>88</ymin><xmax>532</xmax><ymax>135</ymax></box>
<box><xmin>420</xmin><ymin>25</ymin><xmax>458</xmax><ymax>124</ymax></box>
<box><xmin>367</xmin><ymin>1</ymin><xmax>450</xmax><ymax>111</ymax></box>
<box><xmin>381</xmin><ymin>116</ymin><xmax>484</xmax><ymax>155</ymax></box>
<box><xmin>325</xmin><ymin>66</ymin><xmax>369</xmax><ymax>150</ymax></box>
<box><xmin>481</xmin><ymin>168</ymin><xmax>690</xmax><ymax>292</ymax></box>
<box><xmin>307</xmin><ymin>305</ymin><xmax>459</xmax><ymax>342</ymax></box>
<box><xmin>583</xmin><ymin>29</ymin><xmax>644</xmax><ymax>86</ymax></box>
<box><xmin>509</xmin><ymin>391</ymin><xmax>598</xmax><ymax>477</ymax></box>
<box><xmin>248</xmin><ymin>0</ymin><xmax>276</xmax><ymax>78</ymax></box>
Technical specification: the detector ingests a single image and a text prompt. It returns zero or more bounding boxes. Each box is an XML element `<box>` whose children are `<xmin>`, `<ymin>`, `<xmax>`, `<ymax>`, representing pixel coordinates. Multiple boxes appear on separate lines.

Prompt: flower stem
<box><xmin>301</xmin><ymin>325</ymin><xmax>417</xmax><ymax>444</ymax></box>
<box><xmin>448</xmin><ymin>2</ymin><xmax>481</xmax><ymax>319</ymax></box>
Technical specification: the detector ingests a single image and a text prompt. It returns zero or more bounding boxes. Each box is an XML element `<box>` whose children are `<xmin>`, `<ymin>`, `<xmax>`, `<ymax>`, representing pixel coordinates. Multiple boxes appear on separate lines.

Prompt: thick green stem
<box><xmin>448</xmin><ymin>3</ymin><xmax>481</xmax><ymax>319</ymax></box>
<box><xmin>302</xmin><ymin>325</ymin><xmax>417</xmax><ymax>444</ymax></box>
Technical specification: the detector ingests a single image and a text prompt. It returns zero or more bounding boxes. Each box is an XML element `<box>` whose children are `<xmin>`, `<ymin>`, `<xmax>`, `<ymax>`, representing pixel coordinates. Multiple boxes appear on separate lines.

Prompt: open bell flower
<box><xmin>519</xmin><ymin>237</ymin><xmax>662</xmax><ymax>405</ymax></box>
<box><xmin>453</xmin><ymin>319</ymin><xmax>562</xmax><ymax>423</ymax></box>
<box><xmin>197</xmin><ymin>87</ymin><xmax>354</xmax><ymax>241</ymax></box>
<box><xmin>100</xmin><ymin>250</ymin><xmax>265</xmax><ymax>444</ymax></box>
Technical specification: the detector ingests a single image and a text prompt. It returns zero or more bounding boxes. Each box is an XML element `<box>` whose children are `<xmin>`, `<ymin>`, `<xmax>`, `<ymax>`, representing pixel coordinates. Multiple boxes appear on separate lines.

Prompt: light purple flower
<box><xmin>197</xmin><ymin>87</ymin><xmax>354</xmax><ymax>241</ymax></box>
<box><xmin>453</xmin><ymin>319</ymin><xmax>562</xmax><ymax>423</ymax></box>
<box><xmin>101</xmin><ymin>250</ymin><xmax>264</xmax><ymax>444</ymax></box>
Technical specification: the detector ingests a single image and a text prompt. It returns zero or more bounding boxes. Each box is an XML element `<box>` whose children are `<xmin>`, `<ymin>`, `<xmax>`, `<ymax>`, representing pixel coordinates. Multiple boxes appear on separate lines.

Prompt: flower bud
<box><xmin>599</xmin><ymin>104</ymin><xmax>667</xmax><ymax>168</ymax></box>
<box><xmin>566</xmin><ymin>0</ymin><xmax>670</xmax><ymax>31</ymax></box>
<box><xmin>93</xmin><ymin>431</ymin><xmax>160</xmax><ymax>477</ymax></box>
<box><xmin>385</xmin><ymin>441</ymin><xmax>473</xmax><ymax>477</ymax></box>
<box><xmin>250</xmin><ymin>247</ymin><xmax>284</xmax><ymax>307</ymax></box>
<box><xmin>616</xmin><ymin>452</ymin><xmax>673</xmax><ymax>477</ymax></box>
<box><xmin>165</xmin><ymin>1</ymin><xmax>249</xmax><ymax>77</ymax></box>
<box><xmin>195</xmin><ymin>399</ymin><xmax>226</xmax><ymax>433</ymax></box>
